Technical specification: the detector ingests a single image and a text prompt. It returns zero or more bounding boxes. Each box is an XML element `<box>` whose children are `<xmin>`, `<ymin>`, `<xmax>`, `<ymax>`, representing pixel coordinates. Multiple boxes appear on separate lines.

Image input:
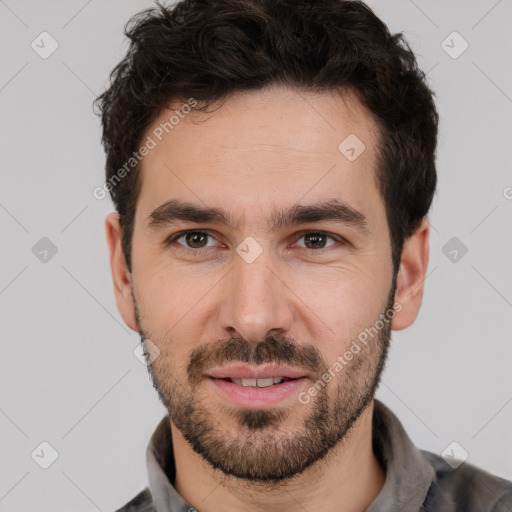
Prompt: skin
<box><xmin>105</xmin><ymin>85</ymin><xmax>430</xmax><ymax>512</ymax></box>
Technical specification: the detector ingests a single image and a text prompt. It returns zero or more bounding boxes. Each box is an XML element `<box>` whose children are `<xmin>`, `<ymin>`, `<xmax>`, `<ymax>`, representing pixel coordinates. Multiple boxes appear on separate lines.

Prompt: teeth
<box><xmin>254</xmin><ymin>377</ymin><xmax>274</xmax><ymax>387</ymax></box>
<box><xmin>230</xmin><ymin>377</ymin><xmax>286</xmax><ymax>387</ymax></box>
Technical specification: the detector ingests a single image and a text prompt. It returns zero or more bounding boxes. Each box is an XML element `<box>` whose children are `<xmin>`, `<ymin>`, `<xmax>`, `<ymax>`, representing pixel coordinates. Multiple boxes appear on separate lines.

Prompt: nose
<box><xmin>217</xmin><ymin>247</ymin><xmax>294</xmax><ymax>344</ymax></box>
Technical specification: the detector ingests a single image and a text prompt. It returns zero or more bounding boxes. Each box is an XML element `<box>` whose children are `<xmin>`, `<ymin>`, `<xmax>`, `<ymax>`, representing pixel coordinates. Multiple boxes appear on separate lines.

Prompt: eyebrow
<box><xmin>147</xmin><ymin>198</ymin><xmax>369</xmax><ymax>235</ymax></box>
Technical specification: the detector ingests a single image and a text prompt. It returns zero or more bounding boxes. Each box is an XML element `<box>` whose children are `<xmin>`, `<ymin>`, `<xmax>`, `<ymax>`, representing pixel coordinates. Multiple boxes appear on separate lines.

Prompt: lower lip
<box><xmin>207</xmin><ymin>377</ymin><xmax>309</xmax><ymax>409</ymax></box>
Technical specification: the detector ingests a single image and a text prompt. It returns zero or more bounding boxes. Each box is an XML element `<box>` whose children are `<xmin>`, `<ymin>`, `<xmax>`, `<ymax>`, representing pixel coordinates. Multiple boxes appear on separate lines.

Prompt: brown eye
<box><xmin>169</xmin><ymin>231</ymin><xmax>216</xmax><ymax>250</ymax></box>
<box><xmin>184</xmin><ymin>232</ymin><xmax>209</xmax><ymax>248</ymax></box>
<box><xmin>297</xmin><ymin>232</ymin><xmax>337</xmax><ymax>250</ymax></box>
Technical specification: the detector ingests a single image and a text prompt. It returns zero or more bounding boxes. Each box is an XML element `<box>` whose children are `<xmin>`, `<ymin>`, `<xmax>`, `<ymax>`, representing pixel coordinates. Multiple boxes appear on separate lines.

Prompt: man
<box><xmin>95</xmin><ymin>1</ymin><xmax>512</xmax><ymax>511</ymax></box>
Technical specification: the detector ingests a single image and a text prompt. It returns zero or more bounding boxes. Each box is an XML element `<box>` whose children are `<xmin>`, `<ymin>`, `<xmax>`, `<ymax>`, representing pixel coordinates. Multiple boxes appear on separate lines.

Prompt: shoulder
<box><xmin>114</xmin><ymin>487</ymin><xmax>156</xmax><ymax>512</ymax></box>
<box><xmin>420</xmin><ymin>449</ymin><xmax>512</xmax><ymax>511</ymax></box>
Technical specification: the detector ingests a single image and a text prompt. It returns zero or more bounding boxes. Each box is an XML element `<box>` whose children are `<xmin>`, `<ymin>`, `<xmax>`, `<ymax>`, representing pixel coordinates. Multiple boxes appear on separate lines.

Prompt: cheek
<box><xmin>290</xmin><ymin>265</ymin><xmax>390</xmax><ymax>350</ymax></box>
<box><xmin>136</xmin><ymin>253</ymin><xmax>200</xmax><ymax>299</ymax></box>
<box><xmin>133</xmin><ymin>263</ymin><xmax>210</xmax><ymax>350</ymax></box>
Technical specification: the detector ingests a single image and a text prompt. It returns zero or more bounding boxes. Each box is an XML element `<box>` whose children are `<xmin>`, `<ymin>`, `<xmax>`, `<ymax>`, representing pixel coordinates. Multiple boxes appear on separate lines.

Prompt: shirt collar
<box><xmin>146</xmin><ymin>398</ymin><xmax>436</xmax><ymax>512</ymax></box>
<box><xmin>366</xmin><ymin>399</ymin><xmax>436</xmax><ymax>511</ymax></box>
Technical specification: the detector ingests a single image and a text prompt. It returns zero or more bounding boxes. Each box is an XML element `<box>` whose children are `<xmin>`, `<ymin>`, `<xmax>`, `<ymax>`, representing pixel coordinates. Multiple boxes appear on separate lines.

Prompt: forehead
<box><xmin>135</xmin><ymin>86</ymin><xmax>384</xmax><ymax>229</ymax></box>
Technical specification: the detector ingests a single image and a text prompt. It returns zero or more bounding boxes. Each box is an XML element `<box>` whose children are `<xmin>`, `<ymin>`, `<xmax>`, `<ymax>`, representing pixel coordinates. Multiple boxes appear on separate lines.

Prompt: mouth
<box><xmin>205</xmin><ymin>364</ymin><xmax>311</xmax><ymax>408</ymax></box>
<box><xmin>213</xmin><ymin>376</ymin><xmax>300</xmax><ymax>387</ymax></box>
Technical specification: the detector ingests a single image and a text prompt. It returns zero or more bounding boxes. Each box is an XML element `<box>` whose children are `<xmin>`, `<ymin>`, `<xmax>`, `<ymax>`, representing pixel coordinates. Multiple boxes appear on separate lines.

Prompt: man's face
<box><xmin>126</xmin><ymin>86</ymin><xmax>397</xmax><ymax>481</ymax></box>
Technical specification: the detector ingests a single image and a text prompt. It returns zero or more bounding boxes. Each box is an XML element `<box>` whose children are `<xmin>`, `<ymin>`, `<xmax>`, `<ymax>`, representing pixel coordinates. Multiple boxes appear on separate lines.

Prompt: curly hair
<box><xmin>94</xmin><ymin>0</ymin><xmax>439</xmax><ymax>274</ymax></box>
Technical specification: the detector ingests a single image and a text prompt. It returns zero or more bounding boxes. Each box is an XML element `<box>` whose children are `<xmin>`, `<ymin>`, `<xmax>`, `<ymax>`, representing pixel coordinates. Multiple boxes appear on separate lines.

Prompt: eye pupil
<box><xmin>186</xmin><ymin>232</ymin><xmax>207</xmax><ymax>248</ymax></box>
<box><xmin>304</xmin><ymin>233</ymin><xmax>326</xmax><ymax>249</ymax></box>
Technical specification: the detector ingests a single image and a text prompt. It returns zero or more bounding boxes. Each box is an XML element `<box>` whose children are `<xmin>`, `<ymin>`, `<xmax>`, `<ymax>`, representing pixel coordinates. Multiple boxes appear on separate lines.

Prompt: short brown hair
<box><xmin>94</xmin><ymin>0</ymin><xmax>439</xmax><ymax>273</ymax></box>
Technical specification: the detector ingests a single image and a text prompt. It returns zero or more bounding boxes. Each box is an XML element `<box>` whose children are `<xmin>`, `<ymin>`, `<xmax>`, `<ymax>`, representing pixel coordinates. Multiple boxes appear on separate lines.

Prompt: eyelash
<box><xmin>165</xmin><ymin>230</ymin><xmax>348</xmax><ymax>254</ymax></box>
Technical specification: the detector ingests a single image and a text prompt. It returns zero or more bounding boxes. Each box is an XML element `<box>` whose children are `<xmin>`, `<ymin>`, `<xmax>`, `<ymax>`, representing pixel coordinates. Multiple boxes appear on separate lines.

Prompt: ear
<box><xmin>104</xmin><ymin>212</ymin><xmax>138</xmax><ymax>332</ymax></box>
<box><xmin>392</xmin><ymin>218</ymin><xmax>430</xmax><ymax>331</ymax></box>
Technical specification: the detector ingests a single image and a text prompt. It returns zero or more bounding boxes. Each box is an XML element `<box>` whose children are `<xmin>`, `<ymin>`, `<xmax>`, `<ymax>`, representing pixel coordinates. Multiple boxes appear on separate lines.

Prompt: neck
<box><xmin>171</xmin><ymin>400</ymin><xmax>386</xmax><ymax>512</ymax></box>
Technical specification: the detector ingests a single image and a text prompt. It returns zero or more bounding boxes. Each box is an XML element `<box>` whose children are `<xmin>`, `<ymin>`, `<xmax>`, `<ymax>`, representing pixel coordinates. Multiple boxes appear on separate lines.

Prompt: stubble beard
<box><xmin>134</xmin><ymin>284</ymin><xmax>395</xmax><ymax>483</ymax></box>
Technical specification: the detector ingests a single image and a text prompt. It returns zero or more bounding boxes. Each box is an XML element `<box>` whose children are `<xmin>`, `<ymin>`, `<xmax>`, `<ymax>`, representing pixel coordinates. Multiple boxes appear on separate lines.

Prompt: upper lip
<box><xmin>207</xmin><ymin>363</ymin><xmax>311</xmax><ymax>380</ymax></box>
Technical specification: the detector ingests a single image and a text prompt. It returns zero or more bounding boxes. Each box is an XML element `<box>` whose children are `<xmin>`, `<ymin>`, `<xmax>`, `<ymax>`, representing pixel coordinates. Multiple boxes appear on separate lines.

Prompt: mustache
<box><xmin>187</xmin><ymin>334</ymin><xmax>328</xmax><ymax>388</ymax></box>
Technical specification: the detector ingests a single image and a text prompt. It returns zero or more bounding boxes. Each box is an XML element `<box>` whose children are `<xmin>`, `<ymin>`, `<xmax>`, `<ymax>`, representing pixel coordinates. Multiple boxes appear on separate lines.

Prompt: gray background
<box><xmin>0</xmin><ymin>0</ymin><xmax>511</xmax><ymax>510</ymax></box>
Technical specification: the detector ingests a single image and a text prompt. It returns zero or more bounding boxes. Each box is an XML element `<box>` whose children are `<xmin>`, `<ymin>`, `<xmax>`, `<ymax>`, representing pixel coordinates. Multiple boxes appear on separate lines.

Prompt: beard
<box><xmin>134</xmin><ymin>278</ymin><xmax>396</xmax><ymax>484</ymax></box>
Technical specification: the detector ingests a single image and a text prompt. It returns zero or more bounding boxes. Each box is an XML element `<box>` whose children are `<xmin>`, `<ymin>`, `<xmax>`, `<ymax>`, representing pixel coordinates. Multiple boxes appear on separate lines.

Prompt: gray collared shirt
<box><xmin>115</xmin><ymin>399</ymin><xmax>512</xmax><ymax>511</ymax></box>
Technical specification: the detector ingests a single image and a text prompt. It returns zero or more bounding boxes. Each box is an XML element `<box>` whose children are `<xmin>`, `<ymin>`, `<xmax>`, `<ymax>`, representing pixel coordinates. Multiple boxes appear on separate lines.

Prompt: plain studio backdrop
<box><xmin>0</xmin><ymin>1</ymin><xmax>511</xmax><ymax>510</ymax></box>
